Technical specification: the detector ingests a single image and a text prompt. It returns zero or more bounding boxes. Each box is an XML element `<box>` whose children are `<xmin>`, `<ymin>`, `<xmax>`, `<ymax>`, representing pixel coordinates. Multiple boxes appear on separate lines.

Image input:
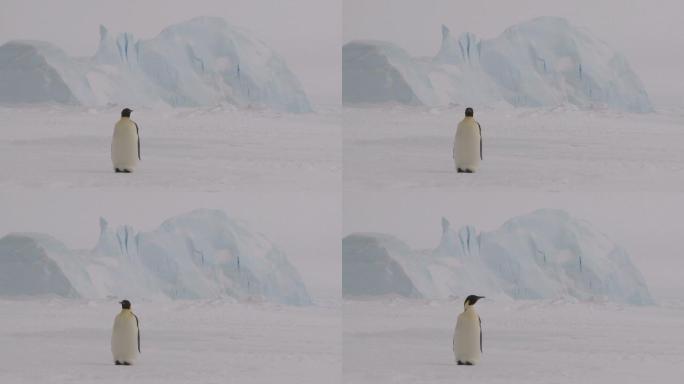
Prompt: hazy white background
<box><xmin>0</xmin><ymin>0</ymin><xmax>341</xmax><ymax>107</ymax></box>
<box><xmin>344</xmin><ymin>0</ymin><xmax>684</xmax><ymax>108</ymax></box>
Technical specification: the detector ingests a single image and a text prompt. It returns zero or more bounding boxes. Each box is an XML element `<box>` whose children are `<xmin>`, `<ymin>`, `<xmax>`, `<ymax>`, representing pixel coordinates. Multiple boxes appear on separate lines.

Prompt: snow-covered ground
<box><xmin>0</xmin><ymin>105</ymin><xmax>341</xmax><ymax>302</ymax></box>
<box><xmin>0</xmin><ymin>105</ymin><xmax>339</xmax><ymax>193</ymax></box>
<box><xmin>0</xmin><ymin>298</ymin><xmax>340</xmax><ymax>384</ymax></box>
<box><xmin>344</xmin><ymin>298</ymin><xmax>684</xmax><ymax>383</ymax></box>
<box><xmin>343</xmin><ymin>105</ymin><xmax>684</xmax><ymax>193</ymax></box>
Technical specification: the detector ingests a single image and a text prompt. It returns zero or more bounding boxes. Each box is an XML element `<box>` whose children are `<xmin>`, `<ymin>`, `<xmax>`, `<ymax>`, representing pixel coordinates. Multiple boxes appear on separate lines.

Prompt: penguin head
<box><xmin>121</xmin><ymin>108</ymin><xmax>133</xmax><ymax>118</ymax></box>
<box><xmin>464</xmin><ymin>295</ymin><xmax>484</xmax><ymax>309</ymax></box>
<box><xmin>465</xmin><ymin>107</ymin><xmax>474</xmax><ymax>117</ymax></box>
<box><xmin>120</xmin><ymin>300</ymin><xmax>132</xmax><ymax>309</ymax></box>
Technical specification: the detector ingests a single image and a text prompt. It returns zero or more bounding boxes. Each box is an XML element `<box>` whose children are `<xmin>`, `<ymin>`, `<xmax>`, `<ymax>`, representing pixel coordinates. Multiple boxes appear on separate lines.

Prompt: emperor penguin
<box><xmin>453</xmin><ymin>295</ymin><xmax>484</xmax><ymax>365</ymax></box>
<box><xmin>111</xmin><ymin>299</ymin><xmax>140</xmax><ymax>365</ymax></box>
<box><xmin>453</xmin><ymin>107</ymin><xmax>482</xmax><ymax>173</ymax></box>
<box><xmin>111</xmin><ymin>108</ymin><xmax>141</xmax><ymax>173</ymax></box>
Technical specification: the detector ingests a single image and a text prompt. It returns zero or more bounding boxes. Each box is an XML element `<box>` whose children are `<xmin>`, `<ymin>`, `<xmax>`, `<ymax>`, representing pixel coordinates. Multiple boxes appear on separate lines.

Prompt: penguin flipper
<box><xmin>478</xmin><ymin>122</ymin><xmax>482</xmax><ymax>161</ymax></box>
<box><xmin>479</xmin><ymin>316</ymin><xmax>482</xmax><ymax>353</ymax></box>
<box><xmin>134</xmin><ymin>313</ymin><xmax>141</xmax><ymax>353</ymax></box>
<box><xmin>135</xmin><ymin>123</ymin><xmax>141</xmax><ymax>160</ymax></box>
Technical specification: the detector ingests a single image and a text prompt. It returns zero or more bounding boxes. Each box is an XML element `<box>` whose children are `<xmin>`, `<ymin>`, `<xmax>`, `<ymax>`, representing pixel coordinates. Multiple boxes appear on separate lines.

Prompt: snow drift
<box><xmin>0</xmin><ymin>209</ymin><xmax>311</xmax><ymax>305</ymax></box>
<box><xmin>342</xmin><ymin>209</ymin><xmax>653</xmax><ymax>305</ymax></box>
<box><xmin>0</xmin><ymin>17</ymin><xmax>311</xmax><ymax>112</ymax></box>
<box><xmin>343</xmin><ymin>17</ymin><xmax>653</xmax><ymax>112</ymax></box>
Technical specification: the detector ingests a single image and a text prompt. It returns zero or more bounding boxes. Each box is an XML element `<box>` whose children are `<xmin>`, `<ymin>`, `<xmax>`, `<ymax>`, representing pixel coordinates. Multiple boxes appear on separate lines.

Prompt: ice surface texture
<box><xmin>343</xmin><ymin>17</ymin><xmax>652</xmax><ymax>112</ymax></box>
<box><xmin>0</xmin><ymin>17</ymin><xmax>311</xmax><ymax>112</ymax></box>
<box><xmin>342</xmin><ymin>209</ymin><xmax>653</xmax><ymax>305</ymax></box>
<box><xmin>0</xmin><ymin>209</ymin><xmax>311</xmax><ymax>305</ymax></box>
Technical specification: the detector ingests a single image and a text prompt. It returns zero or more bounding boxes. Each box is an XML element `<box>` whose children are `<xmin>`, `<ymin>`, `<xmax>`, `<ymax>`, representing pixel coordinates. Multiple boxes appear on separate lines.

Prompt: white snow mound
<box><xmin>343</xmin><ymin>209</ymin><xmax>653</xmax><ymax>305</ymax></box>
<box><xmin>343</xmin><ymin>17</ymin><xmax>652</xmax><ymax>112</ymax></box>
<box><xmin>0</xmin><ymin>17</ymin><xmax>311</xmax><ymax>112</ymax></box>
<box><xmin>0</xmin><ymin>209</ymin><xmax>311</xmax><ymax>305</ymax></box>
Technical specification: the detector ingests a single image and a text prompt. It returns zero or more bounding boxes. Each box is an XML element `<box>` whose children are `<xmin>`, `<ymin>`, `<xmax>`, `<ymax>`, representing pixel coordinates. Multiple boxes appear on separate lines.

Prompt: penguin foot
<box><xmin>122</xmin><ymin>361</ymin><xmax>131</xmax><ymax>366</ymax></box>
<box><xmin>115</xmin><ymin>361</ymin><xmax>122</xmax><ymax>365</ymax></box>
<box><xmin>457</xmin><ymin>361</ymin><xmax>473</xmax><ymax>366</ymax></box>
<box><xmin>122</xmin><ymin>169</ymin><xmax>132</xmax><ymax>173</ymax></box>
<box><xmin>115</xmin><ymin>168</ymin><xmax>122</xmax><ymax>173</ymax></box>
<box><xmin>457</xmin><ymin>168</ymin><xmax>464</xmax><ymax>173</ymax></box>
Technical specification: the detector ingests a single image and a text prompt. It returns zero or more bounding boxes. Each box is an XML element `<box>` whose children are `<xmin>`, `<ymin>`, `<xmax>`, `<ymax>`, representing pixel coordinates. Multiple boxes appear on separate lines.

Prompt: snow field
<box><xmin>0</xmin><ymin>298</ymin><xmax>341</xmax><ymax>384</ymax></box>
<box><xmin>343</xmin><ymin>105</ymin><xmax>684</xmax><ymax>193</ymax></box>
<box><xmin>344</xmin><ymin>298</ymin><xmax>684</xmax><ymax>383</ymax></box>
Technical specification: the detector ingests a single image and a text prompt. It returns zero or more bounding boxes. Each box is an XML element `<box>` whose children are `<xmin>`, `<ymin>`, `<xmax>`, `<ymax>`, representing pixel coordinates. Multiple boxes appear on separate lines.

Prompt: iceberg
<box><xmin>343</xmin><ymin>17</ymin><xmax>653</xmax><ymax>112</ymax></box>
<box><xmin>342</xmin><ymin>209</ymin><xmax>653</xmax><ymax>305</ymax></box>
<box><xmin>342</xmin><ymin>233</ymin><xmax>421</xmax><ymax>298</ymax></box>
<box><xmin>0</xmin><ymin>209</ymin><xmax>311</xmax><ymax>305</ymax></box>
<box><xmin>0</xmin><ymin>234</ymin><xmax>79</xmax><ymax>297</ymax></box>
<box><xmin>0</xmin><ymin>41</ymin><xmax>94</xmax><ymax>105</ymax></box>
<box><xmin>0</xmin><ymin>17</ymin><xmax>311</xmax><ymax>112</ymax></box>
<box><xmin>342</xmin><ymin>41</ymin><xmax>437</xmax><ymax>106</ymax></box>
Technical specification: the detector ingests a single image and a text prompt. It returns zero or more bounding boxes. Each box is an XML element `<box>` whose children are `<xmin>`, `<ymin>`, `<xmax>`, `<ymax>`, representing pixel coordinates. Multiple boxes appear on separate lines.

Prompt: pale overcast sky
<box><xmin>0</xmin><ymin>0</ymin><xmax>340</xmax><ymax>106</ymax></box>
<box><xmin>344</xmin><ymin>0</ymin><xmax>684</xmax><ymax>108</ymax></box>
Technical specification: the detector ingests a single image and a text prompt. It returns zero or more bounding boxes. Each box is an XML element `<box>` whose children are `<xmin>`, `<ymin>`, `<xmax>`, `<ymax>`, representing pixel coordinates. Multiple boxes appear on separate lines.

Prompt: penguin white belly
<box><xmin>111</xmin><ymin>119</ymin><xmax>138</xmax><ymax>171</ymax></box>
<box><xmin>454</xmin><ymin>120</ymin><xmax>480</xmax><ymax>171</ymax></box>
<box><xmin>111</xmin><ymin>311</ymin><xmax>139</xmax><ymax>364</ymax></box>
<box><xmin>454</xmin><ymin>311</ymin><xmax>481</xmax><ymax>364</ymax></box>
